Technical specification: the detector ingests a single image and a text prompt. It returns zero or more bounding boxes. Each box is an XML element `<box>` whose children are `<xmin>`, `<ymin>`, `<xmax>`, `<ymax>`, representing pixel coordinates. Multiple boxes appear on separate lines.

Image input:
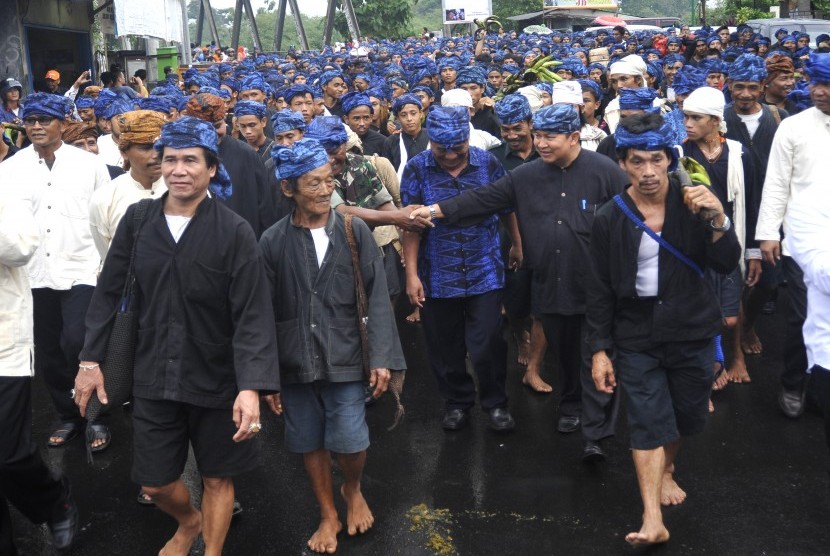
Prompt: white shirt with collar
<box><xmin>756</xmin><ymin>107</ymin><xmax>830</xmax><ymax>256</ymax></box>
<box><xmin>89</xmin><ymin>173</ymin><xmax>167</xmax><ymax>259</ymax></box>
<box><xmin>785</xmin><ymin>183</ymin><xmax>830</xmax><ymax>372</ymax></box>
<box><xmin>97</xmin><ymin>133</ymin><xmax>124</xmax><ymax>168</ymax></box>
<box><xmin>0</xmin><ymin>142</ymin><xmax>110</xmax><ymax>289</ymax></box>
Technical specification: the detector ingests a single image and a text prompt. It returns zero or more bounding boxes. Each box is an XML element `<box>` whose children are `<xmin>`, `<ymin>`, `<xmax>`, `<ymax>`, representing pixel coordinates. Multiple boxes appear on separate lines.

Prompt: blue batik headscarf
<box><xmin>21</xmin><ymin>93</ymin><xmax>74</xmax><ymax>120</ymax></box>
<box><xmin>74</xmin><ymin>96</ymin><xmax>95</xmax><ymax>110</ymax></box>
<box><xmin>305</xmin><ymin>116</ymin><xmax>349</xmax><ymax>151</ymax></box>
<box><xmin>729</xmin><ymin>54</ymin><xmax>767</xmax><ymax>82</ymax></box>
<box><xmin>494</xmin><ymin>94</ymin><xmax>532</xmax><ymax>124</ymax></box>
<box><xmin>619</xmin><ymin>87</ymin><xmax>658</xmax><ymax>111</ymax></box>
<box><xmin>805</xmin><ymin>53</ymin><xmax>830</xmax><ymax>85</ymax></box>
<box><xmin>271</xmin><ymin>109</ymin><xmax>307</xmax><ymax>134</ymax></box>
<box><xmin>532</xmin><ymin>104</ymin><xmax>581</xmax><ymax>134</ymax></box>
<box><xmin>233</xmin><ymin>100</ymin><xmax>267</xmax><ymax>119</ymax></box>
<box><xmin>341</xmin><ymin>91</ymin><xmax>373</xmax><ymax>115</ymax></box>
<box><xmin>154</xmin><ymin>116</ymin><xmax>232</xmax><ymax>200</ymax></box>
<box><xmin>391</xmin><ymin>94</ymin><xmax>422</xmax><ymax>115</ymax></box>
<box><xmin>615</xmin><ymin>114</ymin><xmax>679</xmax><ymax>171</ymax></box>
<box><xmin>139</xmin><ymin>95</ymin><xmax>177</xmax><ymax>114</ymax></box>
<box><xmin>271</xmin><ymin>138</ymin><xmax>331</xmax><ymax>181</ymax></box>
<box><xmin>425</xmin><ymin>106</ymin><xmax>470</xmax><ymax>149</ymax></box>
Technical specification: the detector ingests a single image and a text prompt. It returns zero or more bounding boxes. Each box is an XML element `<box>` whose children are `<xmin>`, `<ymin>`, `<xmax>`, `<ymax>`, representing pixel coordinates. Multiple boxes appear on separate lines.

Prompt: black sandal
<box><xmin>136</xmin><ymin>489</ymin><xmax>155</xmax><ymax>506</ymax></box>
<box><xmin>47</xmin><ymin>422</ymin><xmax>81</xmax><ymax>448</ymax></box>
<box><xmin>88</xmin><ymin>422</ymin><xmax>112</xmax><ymax>453</ymax></box>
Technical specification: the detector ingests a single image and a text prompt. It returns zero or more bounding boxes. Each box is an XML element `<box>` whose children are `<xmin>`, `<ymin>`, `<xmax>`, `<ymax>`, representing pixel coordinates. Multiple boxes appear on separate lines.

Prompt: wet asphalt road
<box><xmin>10</xmin><ymin>290</ymin><xmax>830</xmax><ymax>555</ymax></box>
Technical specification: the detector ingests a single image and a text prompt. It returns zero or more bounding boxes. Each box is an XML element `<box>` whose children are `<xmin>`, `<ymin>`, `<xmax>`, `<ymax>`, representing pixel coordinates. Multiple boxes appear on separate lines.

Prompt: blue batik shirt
<box><xmin>401</xmin><ymin>146</ymin><xmax>507</xmax><ymax>299</ymax></box>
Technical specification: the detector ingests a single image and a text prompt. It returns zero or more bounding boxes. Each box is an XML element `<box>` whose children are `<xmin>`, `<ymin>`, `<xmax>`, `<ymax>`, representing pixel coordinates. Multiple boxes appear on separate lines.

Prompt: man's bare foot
<box><xmin>708</xmin><ymin>398</ymin><xmax>715</xmax><ymax>413</ymax></box>
<box><xmin>522</xmin><ymin>369</ymin><xmax>553</xmax><ymax>393</ymax></box>
<box><xmin>625</xmin><ymin>522</ymin><xmax>670</xmax><ymax>546</ymax></box>
<box><xmin>515</xmin><ymin>330</ymin><xmax>531</xmax><ymax>366</ymax></box>
<box><xmin>307</xmin><ymin>517</ymin><xmax>342</xmax><ymax>554</ymax></box>
<box><xmin>405</xmin><ymin>308</ymin><xmax>420</xmax><ymax>323</ymax></box>
<box><xmin>727</xmin><ymin>360</ymin><xmax>752</xmax><ymax>384</ymax></box>
<box><xmin>712</xmin><ymin>364</ymin><xmax>728</xmax><ymax>391</ymax></box>
<box><xmin>660</xmin><ymin>473</ymin><xmax>687</xmax><ymax>506</ymax></box>
<box><xmin>158</xmin><ymin>513</ymin><xmax>201</xmax><ymax>556</ymax></box>
<box><xmin>341</xmin><ymin>484</ymin><xmax>374</xmax><ymax>536</ymax></box>
<box><xmin>741</xmin><ymin>328</ymin><xmax>763</xmax><ymax>355</ymax></box>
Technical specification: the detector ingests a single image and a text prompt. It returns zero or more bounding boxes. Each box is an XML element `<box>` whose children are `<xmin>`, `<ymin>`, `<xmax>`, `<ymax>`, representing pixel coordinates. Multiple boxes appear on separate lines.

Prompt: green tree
<box><xmin>492</xmin><ymin>0</ymin><xmax>546</xmax><ymax>31</ymax></box>
<box><xmin>334</xmin><ymin>0</ymin><xmax>415</xmax><ymax>40</ymax></box>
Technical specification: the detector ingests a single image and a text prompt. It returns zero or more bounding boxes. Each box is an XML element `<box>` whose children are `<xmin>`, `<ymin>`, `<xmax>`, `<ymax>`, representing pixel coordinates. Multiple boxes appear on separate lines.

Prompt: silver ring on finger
<box><xmin>70</xmin><ymin>389</ymin><xmax>76</xmax><ymax>399</ymax></box>
<box><xmin>248</xmin><ymin>422</ymin><xmax>262</xmax><ymax>433</ymax></box>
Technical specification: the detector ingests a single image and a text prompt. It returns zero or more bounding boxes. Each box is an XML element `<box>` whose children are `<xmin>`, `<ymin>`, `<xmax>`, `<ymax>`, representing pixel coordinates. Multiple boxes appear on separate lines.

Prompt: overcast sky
<box><xmin>209</xmin><ymin>0</ymin><xmax>330</xmax><ymax>17</ymax></box>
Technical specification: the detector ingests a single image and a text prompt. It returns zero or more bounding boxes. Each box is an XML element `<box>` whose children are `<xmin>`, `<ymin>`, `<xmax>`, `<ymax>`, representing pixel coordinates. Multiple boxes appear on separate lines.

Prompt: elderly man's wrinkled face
<box><xmin>620</xmin><ymin>148</ymin><xmax>670</xmax><ymax>198</ymax></box>
<box><xmin>283</xmin><ymin>163</ymin><xmax>335</xmax><ymax>220</ymax></box>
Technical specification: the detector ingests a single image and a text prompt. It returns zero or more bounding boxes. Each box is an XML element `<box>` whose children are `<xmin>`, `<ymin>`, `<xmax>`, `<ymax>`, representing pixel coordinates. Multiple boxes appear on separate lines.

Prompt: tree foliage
<box><xmin>492</xmin><ymin>0</ymin><xmax>546</xmax><ymax>31</ymax></box>
<box><xmin>334</xmin><ymin>0</ymin><xmax>415</xmax><ymax>40</ymax></box>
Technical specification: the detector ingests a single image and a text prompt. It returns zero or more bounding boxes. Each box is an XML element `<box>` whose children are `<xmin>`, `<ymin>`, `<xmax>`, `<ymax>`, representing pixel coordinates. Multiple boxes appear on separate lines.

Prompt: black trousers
<box><xmin>781</xmin><ymin>257</ymin><xmax>809</xmax><ymax>391</ymax></box>
<box><xmin>32</xmin><ymin>286</ymin><xmax>94</xmax><ymax>424</ymax></box>
<box><xmin>0</xmin><ymin>377</ymin><xmax>68</xmax><ymax>556</ymax></box>
<box><xmin>536</xmin><ymin>313</ymin><xmax>599</xmax><ymax>421</ymax></box>
<box><xmin>813</xmin><ymin>367</ymin><xmax>830</xmax><ymax>452</ymax></box>
<box><xmin>421</xmin><ymin>290</ymin><xmax>508</xmax><ymax>412</ymax></box>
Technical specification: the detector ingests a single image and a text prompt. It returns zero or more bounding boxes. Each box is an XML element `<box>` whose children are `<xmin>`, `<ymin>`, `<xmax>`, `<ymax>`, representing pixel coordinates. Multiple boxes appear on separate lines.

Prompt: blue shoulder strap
<box><xmin>612</xmin><ymin>194</ymin><xmax>704</xmax><ymax>279</ymax></box>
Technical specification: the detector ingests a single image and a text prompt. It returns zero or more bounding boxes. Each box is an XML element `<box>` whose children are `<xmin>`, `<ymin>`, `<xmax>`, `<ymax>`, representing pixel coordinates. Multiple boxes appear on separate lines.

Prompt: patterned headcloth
<box><xmin>104</xmin><ymin>99</ymin><xmax>133</xmax><ymax>121</ymax></box>
<box><xmin>391</xmin><ymin>93</ymin><xmax>422</xmax><ymax>115</ymax></box>
<box><xmin>283</xmin><ymin>84</ymin><xmax>314</xmax><ymax>104</ymax></box>
<box><xmin>93</xmin><ymin>89</ymin><xmax>117</xmax><ymax>119</ymax></box>
<box><xmin>729</xmin><ymin>54</ymin><xmax>767</xmax><ymax>82</ymax></box>
<box><xmin>663</xmin><ymin>54</ymin><xmax>685</xmax><ymax>67</ymax></box>
<box><xmin>271</xmin><ymin>138</ymin><xmax>331</xmax><ymax>181</ymax></box>
<box><xmin>240</xmin><ymin>73</ymin><xmax>268</xmax><ymax>93</ymax></box>
<box><xmin>764</xmin><ymin>53</ymin><xmax>794</xmax><ymax>84</ymax></box>
<box><xmin>494</xmin><ymin>93</ymin><xmax>532</xmax><ymax>125</ymax></box>
<box><xmin>619</xmin><ymin>87</ymin><xmax>658</xmax><ymax>111</ymax></box>
<box><xmin>21</xmin><ymin>93</ymin><xmax>74</xmax><ymax>120</ymax></box>
<box><xmin>341</xmin><ymin>91</ymin><xmax>373</xmax><ymax>114</ymax></box>
<box><xmin>82</xmin><ymin>86</ymin><xmax>102</xmax><ymax>98</ymax></box>
<box><xmin>437</xmin><ymin>57</ymin><xmax>460</xmax><ymax>71</ymax></box>
<box><xmin>62</xmin><ymin>121</ymin><xmax>99</xmax><ymax>143</ymax></box>
<box><xmin>672</xmin><ymin>66</ymin><xmax>706</xmax><ymax>96</ymax></box>
<box><xmin>139</xmin><ymin>95</ymin><xmax>177</xmax><ymax>114</ymax></box>
<box><xmin>411</xmin><ymin>85</ymin><xmax>435</xmax><ymax>100</ymax></box>
<box><xmin>456</xmin><ymin>66</ymin><xmax>487</xmax><ymax>87</ymax></box>
<box><xmin>683</xmin><ymin>86</ymin><xmax>727</xmax><ymax>134</ymax></box>
<box><xmin>75</xmin><ymin>96</ymin><xmax>95</xmax><ymax>110</ymax></box>
<box><xmin>305</xmin><ymin>116</ymin><xmax>349</xmax><ymax>151</ymax></box>
<box><xmin>805</xmin><ymin>53</ymin><xmax>830</xmax><ymax>85</ymax></box>
<box><xmin>118</xmin><ymin>110</ymin><xmax>166</xmax><ymax>149</ymax></box>
<box><xmin>271</xmin><ymin>109</ymin><xmax>307</xmax><ymax>134</ymax></box>
<box><xmin>233</xmin><ymin>100</ymin><xmax>267</xmax><ymax>119</ymax></box>
<box><xmin>532</xmin><ymin>104</ymin><xmax>581</xmax><ymax>134</ymax></box>
<box><xmin>578</xmin><ymin>79</ymin><xmax>602</xmax><ymax>102</ymax></box>
<box><xmin>184</xmin><ymin>93</ymin><xmax>227</xmax><ymax>123</ymax></box>
<box><xmin>425</xmin><ymin>106</ymin><xmax>470</xmax><ymax>149</ymax></box>
<box><xmin>615</xmin><ymin>114</ymin><xmax>678</xmax><ymax>171</ymax></box>
<box><xmin>154</xmin><ymin>116</ymin><xmax>232</xmax><ymax>200</ymax></box>
<box><xmin>319</xmin><ymin>70</ymin><xmax>343</xmax><ymax>87</ymax></box>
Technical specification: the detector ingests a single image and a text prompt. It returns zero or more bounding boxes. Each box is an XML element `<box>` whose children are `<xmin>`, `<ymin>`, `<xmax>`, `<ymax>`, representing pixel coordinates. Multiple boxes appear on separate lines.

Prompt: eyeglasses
<box><xmin>23</xmin><ymin>115</ymin><xmax>56</xmax><ymax>126</ymax></box>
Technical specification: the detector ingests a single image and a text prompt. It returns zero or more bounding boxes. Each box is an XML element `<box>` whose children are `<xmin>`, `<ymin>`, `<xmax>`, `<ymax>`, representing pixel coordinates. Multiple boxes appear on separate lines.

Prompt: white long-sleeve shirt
<box><xmin>785</xmin><ymin>184</ymin><xmax>830</xmax><ymax>372</ymax></box>
<box><xmin>0</xmin><ymin>142</ymin><xmax>110</xmax><ymax>289</ymax></box>
<box><xmin>89</xmin><ymin>173</ymin><xmax>167</xmax><ymax>259</ymax></box>
<box><xmin>0</xmin><ymin>185</ymin><xmax>41</xmax><ymax>377</ymax></box>
<box><xmin>97</xmin><ymin>133</ymin><xmax>124</xmax><ymax>168</ymax></box>
<box><xmin>755</xmin><ymin>107</ymin><xmax>830</xmax><ymax>256</ymax></box>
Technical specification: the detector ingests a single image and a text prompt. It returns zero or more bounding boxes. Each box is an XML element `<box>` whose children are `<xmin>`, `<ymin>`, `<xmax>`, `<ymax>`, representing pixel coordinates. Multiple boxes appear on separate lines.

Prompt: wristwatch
<box><xmin>709</xmin><ymin>214</ymin><xmax>731</xmax><ymax>232</ymax></box>
<box><xmin>429</xmin><ymin>205</ymin><xmax>438</xmax><ymax>220</ymax></box>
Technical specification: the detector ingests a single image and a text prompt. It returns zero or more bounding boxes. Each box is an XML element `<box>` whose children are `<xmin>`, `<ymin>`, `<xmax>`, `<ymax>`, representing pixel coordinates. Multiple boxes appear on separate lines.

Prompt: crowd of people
<box><xmin>1</xmin><ymin>19</ymin><xmax>830</xmax><ymax>555</ymax></box>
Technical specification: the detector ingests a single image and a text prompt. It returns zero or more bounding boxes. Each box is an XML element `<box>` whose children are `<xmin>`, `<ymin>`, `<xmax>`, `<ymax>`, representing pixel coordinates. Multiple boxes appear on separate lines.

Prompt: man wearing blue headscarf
<box><xmin>0</xmin><ymin>92</ymin><xmax>111</xmax><ymax>455</ymax></box>
<box><xmin>260</xmin><ymin>138</ymin><xmax>404</xmax><ymax>554</ymax></box>
<box><xmin>401</xmin><ymin>106</ymin><xmax>518</xmax><ymax>433</ymax></box>
<box><xmin>756</xmin><ymin>53</ymin><xmax>830</xmax><ymax>419</ymax></box>
<box><xmin>234</xmin><ymin>100</ymin><xmax>272</xmax><ymax>163</ymax></box>
<box><xmin>340</xmin><ymin>91</ymin><xmax>385</xmax><ymax>156</ymax></box>
<box><xmin>724</xmin><ymin>54</ymin><xmax>788</xmax><ymax>379</ymax></box>
<box><xmin>588</xmin><ymin>112</ymin><xmax>739</xmax><ymax>548</ymax></box>
<box><xmin>411</xmin><ymin>104</ymin><xmax>628</xmax><ymax>459</ymax></box>
<box><xmin>76</xmin><ymin>116</ymin><xmax>279</xmax><ymax>556</ymax></box>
